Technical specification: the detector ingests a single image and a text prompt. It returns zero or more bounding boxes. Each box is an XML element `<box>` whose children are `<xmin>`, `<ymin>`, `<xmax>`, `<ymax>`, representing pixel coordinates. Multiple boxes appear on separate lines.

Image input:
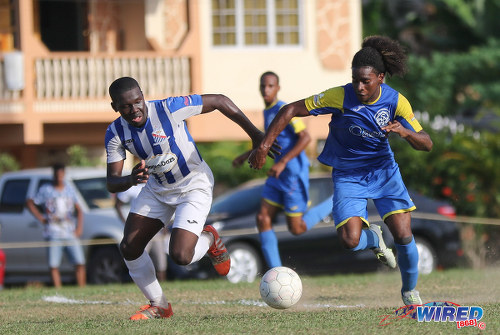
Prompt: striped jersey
<box><xmin>305</xmin><ymin>83</ymin><xmax>423</xmax><ymax>170</ymax></box>
<box><xmin>105</xmin><ymin>95</ymin><xmax>204</xmax><ymax>186</ymax></box>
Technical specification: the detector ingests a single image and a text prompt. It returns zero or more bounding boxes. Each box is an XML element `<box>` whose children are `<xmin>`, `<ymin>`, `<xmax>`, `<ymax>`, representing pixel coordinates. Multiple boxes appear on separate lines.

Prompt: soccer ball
<box><xmin>259</xmin><ymin>266</ymin><xmax>302</xmax><ymax>309</ymax></box>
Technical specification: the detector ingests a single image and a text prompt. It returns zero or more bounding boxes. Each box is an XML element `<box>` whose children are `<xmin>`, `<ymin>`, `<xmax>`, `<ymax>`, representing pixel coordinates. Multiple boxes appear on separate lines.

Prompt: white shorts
<box><xmin>130</xmin><ymin>161</ymin><xmax>214</xmax><ymax>237</ymax></box>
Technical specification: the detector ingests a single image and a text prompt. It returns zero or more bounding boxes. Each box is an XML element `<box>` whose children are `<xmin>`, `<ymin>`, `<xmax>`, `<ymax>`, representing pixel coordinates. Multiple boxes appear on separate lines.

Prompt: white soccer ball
<box><xmin>259</xmin><ymin>266</ymin><xmax>302</xmax><ymax>309</ymax></box>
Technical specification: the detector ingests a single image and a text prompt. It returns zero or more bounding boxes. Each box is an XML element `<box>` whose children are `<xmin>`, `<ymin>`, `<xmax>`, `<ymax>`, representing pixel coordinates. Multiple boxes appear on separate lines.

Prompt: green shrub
<box><xmin>391</xmin><ymin>125</ymin><xmax>500</xmax><ymax>218</ymax></box>
<box><xmin>0</xmin><ymin>153</ymin><xmax>20</xmax><ymax>174</ymax></box>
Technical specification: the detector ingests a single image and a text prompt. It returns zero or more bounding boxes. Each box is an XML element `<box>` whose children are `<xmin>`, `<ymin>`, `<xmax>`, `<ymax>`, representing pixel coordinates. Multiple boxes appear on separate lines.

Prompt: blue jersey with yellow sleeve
<box><xmin>305</xmin><ymin>83</ymin><xmax>422</xmax><ymax>170</ymax></box>
<box><xmin>264</xmin><ymin>100</ymin><xmax>309</xmax><ymax>192</ymax></box>
<box><xmin>264</xmin><ymin>100</ymin><xmax>307</xmax><ymax>164</ymax></box>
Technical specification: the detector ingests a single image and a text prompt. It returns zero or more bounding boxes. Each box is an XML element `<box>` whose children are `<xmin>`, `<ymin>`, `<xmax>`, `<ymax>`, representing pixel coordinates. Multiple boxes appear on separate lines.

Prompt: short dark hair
<box><xmin>52</xmin><ymin>162</ymin><xmax>65</xmax><ymax>172</ymax></box>
<box><xmin>351</xmin><ymin>36</ymin><xmax>407</xmax><ymax>77</ymax></box>
<box><xmin>109</xmin><ymin>77</ymin><xmax>140</xmax><ymax>101</ymax></box>
<box><xmin>260</xmin><ymin>71</ymin><xmax>279</xmax><ymax>84</ymax></box>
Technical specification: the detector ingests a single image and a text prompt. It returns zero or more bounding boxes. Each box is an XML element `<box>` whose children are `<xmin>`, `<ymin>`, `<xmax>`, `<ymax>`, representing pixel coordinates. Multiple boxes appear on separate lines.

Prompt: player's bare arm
<box><xmin>268</xmin><ymin>129</ymin><xmax>311</xmax><ymax>178</ymax></box>
<box><xmin>249</xmin><ymin>99</ymin><xmax>309</xmax><ymax>169</ymax></box>
<box><xmin>26</xmin><ymin>198</ymin><xmax>46</xmax><ymax>224</ymax></box>
<box><xmin>232</xmin><ymin>150</ymin><xmax>252</xmax><ymax>167</ymax></box>
<box><xmin>382</xmin><ymin>121</ymin><xmax>433</xmax><ymax>151</ymax></box>
<box><xmin>200</xmin><ymin>94</ymin><xmax>280</xmax><ymax>159</ymax></box>
<box><xmin>106</xmin><ymin>160</ymin><xmax>149</xmax><ymax>193</ymax></box>
<box><xmin>74</xmin><ymin>203</ymin><xmax>84</xmax><ymax>237</ymax></box>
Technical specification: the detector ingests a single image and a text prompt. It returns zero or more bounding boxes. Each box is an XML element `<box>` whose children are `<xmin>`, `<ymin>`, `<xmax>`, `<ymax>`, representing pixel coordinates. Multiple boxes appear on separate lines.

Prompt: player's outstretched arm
<box><xmin>249</xmin><ymin>99</ymin><xmax>309</xmax><ymax>170</ymax></box>
<box><xmin>382</xmin><ymin>121</ymin><xmax>433</xmax><ymax>151</ymax></box>
<box><xmin>201</xmin><ymin>94</ymin><xmax>280</xmax><ymax>159</ymax></box>
<box><xmin>106</xmin><ymin>160</ymin><xmax>149</xmax><ymax>193</ymax></box>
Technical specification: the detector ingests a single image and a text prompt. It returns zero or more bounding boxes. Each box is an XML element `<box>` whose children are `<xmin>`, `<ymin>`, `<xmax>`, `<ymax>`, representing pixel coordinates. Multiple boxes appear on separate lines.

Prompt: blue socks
<box><xmin>395</xmin><ymin>236</ymin><xmax>419</xmax><ymax>292</ymax></box>
<box><xmin>258</xmin><ymin>196</ymin><xmax>331</xmax><ymax>268</ymax></box>
<box><xmin>259</xmin><ymin>230</ymin><xmax>282</xmax><ymax>268</ymax></box>
<box><xmin>350</xmin><ymin>228</ymin><xmax>379</xmax><ymax>251</ymax></box>
<box><xmin>347</xmin><ymin>228</ymin><xmax>419</xmax><ymax>293</ymax></box>
<box><xmin>303</xmin><ymin>197</ymin><xmax>332</xmax><ymax>230</ymax></box>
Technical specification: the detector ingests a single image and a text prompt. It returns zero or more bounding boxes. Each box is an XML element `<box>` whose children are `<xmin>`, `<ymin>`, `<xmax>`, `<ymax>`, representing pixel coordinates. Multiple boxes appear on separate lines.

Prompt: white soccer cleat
<box><xmin>402</xmin><ymin>290</ymin><xmax>422</xmax><ymax>306</ymax></box>
<box><xmin>369</xmin><ymin>224</ymin><xmax>397</xmax><ymax>269</ymax></box>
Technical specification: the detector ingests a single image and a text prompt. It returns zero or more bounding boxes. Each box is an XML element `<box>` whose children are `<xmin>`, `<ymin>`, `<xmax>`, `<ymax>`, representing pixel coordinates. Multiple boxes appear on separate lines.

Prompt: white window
<box><xmin>211</xmin><ymin>0</ymin><xmax>302</xmax><ymax>47</ymax></box>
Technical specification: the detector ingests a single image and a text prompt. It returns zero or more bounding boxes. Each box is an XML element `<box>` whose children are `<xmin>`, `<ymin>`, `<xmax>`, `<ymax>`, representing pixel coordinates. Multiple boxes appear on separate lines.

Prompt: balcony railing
<box><xmin>35</xmin><ymin>56</ymin><xmax>191</xmax><ymax>99</ymax></box>
<box><xmin>1</xmin><ymin>55</ymin><xmax>191</xmax><ymax>102</ymax></box>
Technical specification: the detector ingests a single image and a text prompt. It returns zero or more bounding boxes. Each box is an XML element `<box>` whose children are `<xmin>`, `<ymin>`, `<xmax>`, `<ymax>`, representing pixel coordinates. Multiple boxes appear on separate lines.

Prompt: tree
<box><xmin>362</xmin><ymin>0</ymin><xmax>500</xmax><ymax>55</ymax></box>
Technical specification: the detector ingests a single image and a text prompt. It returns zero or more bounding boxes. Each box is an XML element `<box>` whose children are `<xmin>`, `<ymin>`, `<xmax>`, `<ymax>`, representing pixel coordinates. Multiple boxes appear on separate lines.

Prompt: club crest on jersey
<box><xmin>145</xmin><ymin>152</ymin><xmax>177</xmax><ymax>174</ymax></box>
<box><xmin>152</xmin><ymin>128</ymin><xmax>169</xmax><ymax>145</ymax></box>
<box><xmin>374</xmin><ymin>108</ymin><xmax>391</xmax><ymax>127</ymax></box>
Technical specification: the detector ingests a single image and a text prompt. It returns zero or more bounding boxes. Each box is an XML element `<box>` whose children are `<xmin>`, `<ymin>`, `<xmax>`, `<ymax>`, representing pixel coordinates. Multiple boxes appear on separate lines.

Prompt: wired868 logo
<box><xmin>379</xmin><ymin>301</ymin><xmax>486</xmax><ymax>330</ymax></box>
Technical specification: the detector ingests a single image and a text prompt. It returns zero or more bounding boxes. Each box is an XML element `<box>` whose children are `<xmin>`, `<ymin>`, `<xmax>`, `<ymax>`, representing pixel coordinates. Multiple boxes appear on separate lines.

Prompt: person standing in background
<box><xmin>27</xmin><ymin>163</ymin><xmax>86</xmax><ymax>288</ymax></box>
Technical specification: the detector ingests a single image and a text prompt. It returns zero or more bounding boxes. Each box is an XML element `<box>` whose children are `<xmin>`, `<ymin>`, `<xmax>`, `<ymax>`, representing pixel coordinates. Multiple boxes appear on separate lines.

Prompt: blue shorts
<box><xmin>47</xmin><ymin>236</ymin><xmax>86</xmax><ymax>268</ymax></box>
<box><xmin>262</xmin><ymin>175</ymin><xmax>309</xmax><ymax>216</ymax></box>
<box><xmin>332</xmin><ymin>160</ymin><xmax>415</xmax><ymax>228</ymax></box>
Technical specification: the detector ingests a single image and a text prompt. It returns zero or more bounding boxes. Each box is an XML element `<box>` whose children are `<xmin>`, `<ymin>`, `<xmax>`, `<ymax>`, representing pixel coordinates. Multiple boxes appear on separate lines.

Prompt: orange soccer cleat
<box><xmin>203</xmin><ymin>225</ymin><xmax>231</xmax><ymax>276</ymax></box>
<box><xmin>129</xmin><ymin>303</ymin><xmax>173</xmax><ymax>320</ymax></box>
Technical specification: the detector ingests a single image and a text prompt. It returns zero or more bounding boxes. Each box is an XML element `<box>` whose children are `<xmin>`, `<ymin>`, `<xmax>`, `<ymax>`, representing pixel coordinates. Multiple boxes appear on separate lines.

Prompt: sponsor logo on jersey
<box><xmin>145</xmin><ymin>152</ymin><xmax>177</xmax><ymax>174</ymax></box>
<box><xmin>352</xmin><ymin>105</ymin><xmax>365</xmax><ymax>112</ymax></box>
<box><xmin>313</xmin><ymin>93</ymin><xmax>324</xmax><ymax>107</ymax></box>
<box><xmin>349</xmin><ymin>125</ymin><xmax>385</xmax><ymax>139</ymax></box>
<box><xmin>183</xmin><ymin>96</ymin><xmax>192</xmax><ymax>106</ymax></box>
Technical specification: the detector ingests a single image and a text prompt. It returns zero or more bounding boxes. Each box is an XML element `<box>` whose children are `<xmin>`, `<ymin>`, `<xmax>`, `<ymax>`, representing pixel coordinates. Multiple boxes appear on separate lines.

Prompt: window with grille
<box><xmin>212</xmin><ymin>0</ymin><xmax>302</xmax><ymax>47</ymax></box>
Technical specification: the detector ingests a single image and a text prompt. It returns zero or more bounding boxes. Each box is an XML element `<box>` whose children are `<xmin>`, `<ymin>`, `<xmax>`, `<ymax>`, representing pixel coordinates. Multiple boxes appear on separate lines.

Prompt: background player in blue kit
<box><xmin>105</xmin><ymin>77</ymin><xmax>278</xmax><ymax>319</ymax></box>
<box><xmin>248</xmin><ymin>36</ymin><xmax>433</xmax><ymax>306</ymax></box>
<box><xmin>233</xmin><ymin>71</ymin><xmax>331</xmax><ymax>268</ymax></box>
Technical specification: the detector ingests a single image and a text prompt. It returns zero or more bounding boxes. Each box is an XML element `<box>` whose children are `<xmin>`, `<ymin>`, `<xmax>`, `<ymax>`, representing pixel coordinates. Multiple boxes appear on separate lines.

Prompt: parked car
<box><xmin>0</xmin><ymin>167</ymin><xmax>129</xmax><ymax>286</ymax></box>
<box><xmin>172</xmin><ymin>174</ymin><xmax>463</xmax><ymax>283</ymax></box>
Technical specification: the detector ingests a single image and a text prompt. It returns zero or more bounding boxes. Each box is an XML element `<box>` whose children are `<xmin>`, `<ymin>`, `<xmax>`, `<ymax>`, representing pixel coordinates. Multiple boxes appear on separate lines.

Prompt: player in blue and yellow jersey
<box><xmin>248</xmin><ymin>37</ymin><xmax>433</xmax><ymax>306</ymax></box>
<box><xmin>105</xmin><ymin>77</ymin><xmax>279</xmax><ymax>319</ymax></box>
<box><xmin>233</xmin><ymin>72</ymin><xmax>331</xmax><ymax>269</ymax></box>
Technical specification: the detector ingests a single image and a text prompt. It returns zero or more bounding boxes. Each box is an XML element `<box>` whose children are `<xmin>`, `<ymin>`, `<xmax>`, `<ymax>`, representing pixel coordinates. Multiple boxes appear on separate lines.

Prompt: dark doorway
<box><xmin>39</xmin><ymin>0</ymin><xmax>88</xmax><ymax>51</ymax></box>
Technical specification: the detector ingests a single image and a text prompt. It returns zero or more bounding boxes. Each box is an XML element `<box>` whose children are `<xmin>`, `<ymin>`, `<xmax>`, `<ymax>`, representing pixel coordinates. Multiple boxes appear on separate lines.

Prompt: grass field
<box><xmin>1</xmin><ymin>267</ymin><xmax>499</xmax><ymax>335</ymax></box>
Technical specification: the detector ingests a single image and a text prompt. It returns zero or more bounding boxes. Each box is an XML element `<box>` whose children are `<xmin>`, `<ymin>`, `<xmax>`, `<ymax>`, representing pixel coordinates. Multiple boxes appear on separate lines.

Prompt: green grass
<box><xmin>1</xmin><ymin>267</ymin><xmax>499</xmax><ymax>334</ymax></box>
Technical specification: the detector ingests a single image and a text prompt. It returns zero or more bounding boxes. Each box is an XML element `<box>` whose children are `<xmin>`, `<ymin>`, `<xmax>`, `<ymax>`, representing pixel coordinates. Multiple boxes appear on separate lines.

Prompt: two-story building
<box><xmin>0</xmin><ymin>0</ymin><xmax>361</xmax><ymax>169</ymax></box>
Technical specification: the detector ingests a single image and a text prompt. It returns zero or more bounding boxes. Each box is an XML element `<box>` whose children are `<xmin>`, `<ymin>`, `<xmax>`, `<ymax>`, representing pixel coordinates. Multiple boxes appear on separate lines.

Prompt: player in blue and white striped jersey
<box><xmin>105</xmin><ymin>77</ymin><xmax>278</xmax><ymax>320</ymax></box>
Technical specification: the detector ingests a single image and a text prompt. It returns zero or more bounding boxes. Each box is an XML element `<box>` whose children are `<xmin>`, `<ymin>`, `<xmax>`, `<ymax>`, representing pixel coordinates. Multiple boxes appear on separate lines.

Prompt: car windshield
<box><xmin>72</xmin><ymin>177</ymin><xmax>114</xmax><ymax>209</ymax></box>
<box><xmin>210</xmin><ymin>183</ymin><xmax>264</xmax><ymax>218</ymax></box>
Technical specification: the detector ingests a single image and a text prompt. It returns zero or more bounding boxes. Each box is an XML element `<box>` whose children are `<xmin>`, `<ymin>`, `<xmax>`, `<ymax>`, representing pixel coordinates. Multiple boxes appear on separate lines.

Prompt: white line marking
<box><xmin>42</xmin><ymin>295</ymin><xmax>366</xmax><ymax>309</ymax></box>
<box><xmin>42</xmin><ymin>295</ymin><xmax>112</xmax><ymax>305</ymax></box>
